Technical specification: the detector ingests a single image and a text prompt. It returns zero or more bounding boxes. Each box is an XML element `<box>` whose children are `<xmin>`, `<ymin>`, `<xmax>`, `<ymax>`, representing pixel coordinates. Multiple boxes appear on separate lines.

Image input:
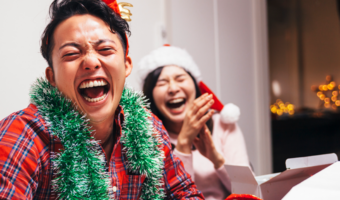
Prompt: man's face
<box><xmin>46</xmin><ymin>14</ymin><xmax>132</xmax><ymax>124</ymax></box>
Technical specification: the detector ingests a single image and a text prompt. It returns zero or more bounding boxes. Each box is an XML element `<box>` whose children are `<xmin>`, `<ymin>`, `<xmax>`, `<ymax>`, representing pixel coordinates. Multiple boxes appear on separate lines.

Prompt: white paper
<box><xmin>224</xmin><ymin>153</ymin><xmax>338</xmax><ymax>200</ymax></box>
<box><xmin>283</xmin><ymin>162</ymin><xmax>340</xmax><ymax>200</ymax></box>
<box><xmin>286</xmin><ymin>153</ymin><xmax>338</xmax><ymax>169</ymax></box>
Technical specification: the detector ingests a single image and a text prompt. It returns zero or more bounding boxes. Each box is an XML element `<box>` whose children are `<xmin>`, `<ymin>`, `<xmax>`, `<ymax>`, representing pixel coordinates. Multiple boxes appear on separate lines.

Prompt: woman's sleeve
<box><xmin>173</xmin><ymin>148</ymin><xmax>195</xmax><ymax>181</ymax></box>
<box><xmin>214</xmin><ymin>122</ymin><xmax>250</xmax><ymax>192</ymax></box>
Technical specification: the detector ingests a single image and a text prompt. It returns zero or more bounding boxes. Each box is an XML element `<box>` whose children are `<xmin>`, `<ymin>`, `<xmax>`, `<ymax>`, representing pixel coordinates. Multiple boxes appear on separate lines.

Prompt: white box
<box><xmin>283</xmin><ymin>161</ymin><xmax>340</xmax><ymax>199</ymax></box>
<box><xmin>225</xmin><ymin>153</ymin><xmax>338</xmax><ymax>200</ymax></box>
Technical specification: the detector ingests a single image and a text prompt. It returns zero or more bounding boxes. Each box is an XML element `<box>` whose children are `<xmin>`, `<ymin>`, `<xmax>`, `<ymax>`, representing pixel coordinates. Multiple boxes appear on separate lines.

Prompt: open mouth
<box><xmin>166</xmin><ymin>98</ymin><xmax>186</xmax><ymax>111</ymax></box>
<box><xmin>78</xmin><ymin>79</ymin><xmax>110</xmax><ymax>103</ymax></box>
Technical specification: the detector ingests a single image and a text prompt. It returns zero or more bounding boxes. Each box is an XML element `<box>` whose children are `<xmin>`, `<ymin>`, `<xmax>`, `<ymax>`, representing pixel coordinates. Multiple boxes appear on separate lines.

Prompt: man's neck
<box><xmin>91</xmin><ymin>117</ymin><xmax>115</xmax><ymax>163</ymax></box>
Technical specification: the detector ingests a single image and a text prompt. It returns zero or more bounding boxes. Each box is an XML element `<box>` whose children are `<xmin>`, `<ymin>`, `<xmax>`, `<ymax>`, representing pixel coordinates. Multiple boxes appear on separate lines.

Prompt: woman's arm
<box><xmin>214</xmin><ymin>121</ymin><xmax>250</xmax><ymax>192</ymax></box>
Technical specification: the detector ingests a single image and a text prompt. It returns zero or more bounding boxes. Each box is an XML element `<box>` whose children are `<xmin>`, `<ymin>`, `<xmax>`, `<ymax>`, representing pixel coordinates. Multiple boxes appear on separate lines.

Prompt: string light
<box><xmin>311</xmin><ymin>75</ymin><xmax>340</xmax><ymax>110</ymax></box>
<box><xmin>270</xmin><ymin>99</ymin><xmax>295</xmax><ymax>116</ymax></box>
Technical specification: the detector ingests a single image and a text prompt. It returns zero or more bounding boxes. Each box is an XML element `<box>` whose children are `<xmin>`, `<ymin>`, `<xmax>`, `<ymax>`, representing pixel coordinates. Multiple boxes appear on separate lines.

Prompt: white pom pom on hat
<box><xmin>137</xmin><ymin>44</ymin><xmax>240</xmax><ymax>124</ymax></box>
<box><xmin>220</xmin><ymin>103</ymin><xmax>240</xmax><ymax>124</ymax></box>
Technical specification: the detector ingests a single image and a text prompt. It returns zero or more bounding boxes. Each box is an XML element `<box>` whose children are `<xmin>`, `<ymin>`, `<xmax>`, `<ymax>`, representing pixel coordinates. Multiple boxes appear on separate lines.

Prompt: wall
<box><xmin>0</xmin><ymin>0</ymin><xmax>53</xmax><ymax>119</ymax></box>
<box><xmin>166</xmin><ymin>0</ymin><xmax>271</xmax><ymax>175</ymax></box>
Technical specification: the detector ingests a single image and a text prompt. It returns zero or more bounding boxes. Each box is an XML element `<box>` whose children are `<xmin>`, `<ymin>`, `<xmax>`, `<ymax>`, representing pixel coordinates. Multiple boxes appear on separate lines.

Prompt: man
<box><xmin>0</xmin><ymin>0</ymin><xmax>204</xmax><ymax>199</ymax></box>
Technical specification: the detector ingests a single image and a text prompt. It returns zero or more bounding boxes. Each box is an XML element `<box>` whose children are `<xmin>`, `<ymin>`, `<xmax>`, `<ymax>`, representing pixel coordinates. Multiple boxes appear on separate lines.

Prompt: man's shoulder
<box><xmin>0</xmin><ymin>103</ymin><xmax>50</xmax><ymax>142</ymax></box>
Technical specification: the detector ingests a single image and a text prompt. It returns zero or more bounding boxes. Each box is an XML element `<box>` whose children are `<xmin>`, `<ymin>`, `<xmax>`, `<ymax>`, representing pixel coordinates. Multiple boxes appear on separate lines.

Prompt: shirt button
<box><xmin>112</xmin><ymin>186</ymin><xmax>117</xmax><ymax>192</ymax></box>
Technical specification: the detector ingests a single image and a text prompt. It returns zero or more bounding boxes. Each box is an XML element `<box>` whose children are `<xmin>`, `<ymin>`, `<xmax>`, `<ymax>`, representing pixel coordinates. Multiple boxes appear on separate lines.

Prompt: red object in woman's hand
<box><xmin>225</xmin><ymin>194</ymin><xmax>262</xmax><ymax>200</ymax></box>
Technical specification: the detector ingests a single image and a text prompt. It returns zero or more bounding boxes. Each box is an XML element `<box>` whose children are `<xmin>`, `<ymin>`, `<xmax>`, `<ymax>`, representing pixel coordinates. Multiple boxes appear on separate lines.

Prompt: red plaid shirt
<box><xmin>0</xmin><ymin>104</ymin><xmax>204</xmax><ymax>200</ymax></box>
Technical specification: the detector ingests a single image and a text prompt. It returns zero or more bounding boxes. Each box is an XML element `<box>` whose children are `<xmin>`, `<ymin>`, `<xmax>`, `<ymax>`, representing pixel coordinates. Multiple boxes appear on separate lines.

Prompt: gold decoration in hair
<box><xmin>118</xmin><ymin>2</ymin><xmax>133</xmax><ymax>22</ymax></box>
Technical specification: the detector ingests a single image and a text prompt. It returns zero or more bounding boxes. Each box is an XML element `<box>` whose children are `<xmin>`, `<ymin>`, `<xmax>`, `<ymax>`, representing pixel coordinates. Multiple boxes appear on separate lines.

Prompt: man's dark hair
<box><xmin>41</xmin><ymin>0</ymin><xmax>130</xmax><ymax>68</ymax></box>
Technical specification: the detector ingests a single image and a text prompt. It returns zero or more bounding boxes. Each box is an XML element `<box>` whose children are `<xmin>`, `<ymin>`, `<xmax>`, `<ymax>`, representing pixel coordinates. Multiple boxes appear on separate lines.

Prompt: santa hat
<box><xmin>102</xmin><ymin>0</ymin><xmax>131</xmax><ymax>57</ymax></box>
<box><xmin>137</xmin><ymin>45</ymin><xmax>240</xmax><ymax>124</ymax></box>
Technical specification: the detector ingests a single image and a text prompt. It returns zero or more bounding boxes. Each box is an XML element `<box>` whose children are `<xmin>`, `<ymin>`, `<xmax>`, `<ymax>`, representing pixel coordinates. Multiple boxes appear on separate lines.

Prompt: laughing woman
<box><xmin>137</xmin><ymin>45</ymin><xmax>251</xmax><ymax>199</ymax></box>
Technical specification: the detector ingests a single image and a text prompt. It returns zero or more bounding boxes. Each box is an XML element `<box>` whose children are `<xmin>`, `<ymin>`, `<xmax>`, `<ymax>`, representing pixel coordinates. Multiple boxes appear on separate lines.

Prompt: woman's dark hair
<box><xmin>143</xmin><ymin>67</ymin><xmax>213</xmax><ymax>134</ymax></box>
<box><xmin>41</xmin><ymin>0</ymin><xmax>130</xmax><ymax>68</ymax></box>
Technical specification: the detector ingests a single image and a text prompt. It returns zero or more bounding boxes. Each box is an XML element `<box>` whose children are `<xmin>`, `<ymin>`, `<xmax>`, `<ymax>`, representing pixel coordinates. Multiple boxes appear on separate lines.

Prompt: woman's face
<box><xmin>153</xmin><ymin>65</ymin><xmax>196</xmax><ymax>124</ymax></box>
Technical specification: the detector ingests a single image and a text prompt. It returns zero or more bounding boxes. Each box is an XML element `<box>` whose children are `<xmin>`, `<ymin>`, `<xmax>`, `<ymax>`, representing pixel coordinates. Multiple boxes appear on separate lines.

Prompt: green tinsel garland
<box><xmin>30</xmin><ymin>78</ymin><xmax>164</xmax><ymax>200</ymax></box>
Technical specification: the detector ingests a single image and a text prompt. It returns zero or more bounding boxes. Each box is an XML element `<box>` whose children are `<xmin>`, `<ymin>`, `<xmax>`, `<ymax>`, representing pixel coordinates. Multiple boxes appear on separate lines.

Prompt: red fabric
<box><xmin>102</xmin><ymin>0</ymin><xmax>121</xmax><ymax>15</ymax></box>
<box><xmin>199</xmin><ymin>81</ymin><xmax>224</xmax><ymax>111</ymax></box>
<box><xmin>225</xmin><ymin>194</ymin><xmax>262</xmax><ymax>200</ymax></box>
<box><xmin>0</xmin><ymin>104</ymin><xmax>204</xmax><ymax>199</ymax></box>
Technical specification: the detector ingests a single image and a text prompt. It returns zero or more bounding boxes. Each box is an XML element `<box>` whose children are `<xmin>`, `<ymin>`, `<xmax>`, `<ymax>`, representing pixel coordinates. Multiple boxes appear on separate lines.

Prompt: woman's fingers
<box><xmin>199</xmin><ymin>110</ymin><xmax>215</xmax><ymax>125</ymax></box>
<box><xmin>196</xmin><ymin>99</ymin><xmax>214</xmax><ymax>119</ymax></box>
<box><xmin>190</xmin><ymin>93</ymin><xmax>212</xmax><ymax>114</ymax></box>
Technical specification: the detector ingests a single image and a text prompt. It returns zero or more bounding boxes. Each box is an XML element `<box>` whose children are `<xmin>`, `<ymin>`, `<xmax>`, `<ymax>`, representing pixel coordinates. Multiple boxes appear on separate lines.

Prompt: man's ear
<box><xmin>45</xmin><ymin>67</ymin><xmax>56</xmax><ymax>87</ymax></box>
<box><xmin>125</xmin><ymin>55</ymin><xmax>133</xmax><ymax>78</ymax></box>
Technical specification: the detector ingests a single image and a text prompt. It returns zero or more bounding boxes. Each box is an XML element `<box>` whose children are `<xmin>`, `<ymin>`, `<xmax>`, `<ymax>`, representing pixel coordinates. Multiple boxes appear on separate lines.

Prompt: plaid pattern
<box><xmin>0</xmin><ymin>104</ymin><xmax>204</xmax><ymax>200</ymax></box>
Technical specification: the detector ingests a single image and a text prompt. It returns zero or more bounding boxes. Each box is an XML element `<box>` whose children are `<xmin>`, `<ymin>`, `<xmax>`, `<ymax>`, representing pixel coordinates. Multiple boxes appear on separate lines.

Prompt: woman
<box><xmin>137</xmin><ymin>45</ymin><xmax>250</xmax><ymax>199</ymax></box>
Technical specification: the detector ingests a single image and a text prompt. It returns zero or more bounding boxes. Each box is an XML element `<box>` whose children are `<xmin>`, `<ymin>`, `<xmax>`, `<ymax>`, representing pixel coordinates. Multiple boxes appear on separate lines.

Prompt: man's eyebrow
<box><xmin>59</xmin><ymin>42</ymin><xmax>81</xmax><ymax>51</ymax></box>
<box><xmin>91</xmin><ymin>39</ymin><xmax>116</xmax><ymax>46</ymax></box>
<box><xmin>58</xmin><ymin>39</ymin><xmax>116</xmax><ymax>51</ymax></box>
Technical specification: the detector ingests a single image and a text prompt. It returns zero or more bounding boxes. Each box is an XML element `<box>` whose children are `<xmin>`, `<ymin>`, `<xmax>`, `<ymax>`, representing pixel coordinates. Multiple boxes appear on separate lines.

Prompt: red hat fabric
<box><xmin>199</xmin><ymin>81</ymin><xmax>240</xmax><ymax>124</ymax></box>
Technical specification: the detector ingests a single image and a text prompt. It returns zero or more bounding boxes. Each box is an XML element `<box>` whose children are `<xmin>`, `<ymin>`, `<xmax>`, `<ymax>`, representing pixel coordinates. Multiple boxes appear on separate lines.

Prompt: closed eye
<box><xmin>63</xmin><ymin>53</ymin><xmax>78</xmax><ymax>57</ymax></box>
<box><xmin>98</xmin><ymin>47</ymin><xmax>115</xmax><ymax>56</ymax></box>
<box><xmin>156</xmin><ymin>80</ymin><xmax>168</xmax><ymax>86</ymax></box>
<box><xmin>99</xmin><ymin>48</ymin><xmax>113</xmax><ymax>51</ymax></box>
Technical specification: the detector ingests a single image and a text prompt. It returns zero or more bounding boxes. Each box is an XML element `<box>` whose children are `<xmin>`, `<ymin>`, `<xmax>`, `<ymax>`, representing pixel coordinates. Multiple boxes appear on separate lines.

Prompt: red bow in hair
<box><xmin>102</xmin><ymin>0</ymin><xmax>121</xmax><ymax>16</ymax></box>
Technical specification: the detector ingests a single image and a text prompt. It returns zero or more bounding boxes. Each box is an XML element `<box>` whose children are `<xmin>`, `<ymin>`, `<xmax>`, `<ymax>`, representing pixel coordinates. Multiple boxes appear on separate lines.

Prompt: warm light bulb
<box><xmin>322</xmin><ymin>85</ymin><xmax>328</xmax><ymax>91</ymax></box>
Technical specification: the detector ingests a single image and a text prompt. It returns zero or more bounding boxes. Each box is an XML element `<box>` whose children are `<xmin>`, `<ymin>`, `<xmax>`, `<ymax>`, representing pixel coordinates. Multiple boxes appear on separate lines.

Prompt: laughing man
<box><xmin>0</xmin><ymin>0</ymin><xmax>203</xmax><ymax>199</ymax></box>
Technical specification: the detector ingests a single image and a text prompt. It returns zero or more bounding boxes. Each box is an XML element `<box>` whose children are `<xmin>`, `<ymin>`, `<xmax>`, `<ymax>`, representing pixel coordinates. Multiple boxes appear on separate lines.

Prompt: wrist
<box><xmin>176</xmin><ymin>137</ymin><xmax>192</xmax><ymax>154</ymax></box>
<box><xmin>212</xmin><ymin>152</ymin><xmax>225</xmax><ymax>169</ymax></box>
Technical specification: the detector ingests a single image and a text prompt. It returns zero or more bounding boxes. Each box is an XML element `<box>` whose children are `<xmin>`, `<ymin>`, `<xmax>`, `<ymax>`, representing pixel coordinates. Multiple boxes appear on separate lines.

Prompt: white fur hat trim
<box><xmin>137</xmin><ymin>46</ymin><xmax>202</xmax><ymax>87</ymax></box>
<box><xmin>220</xmin><ymin>103</ymin><xmax>240</xmax><ymax>124</ymax></box>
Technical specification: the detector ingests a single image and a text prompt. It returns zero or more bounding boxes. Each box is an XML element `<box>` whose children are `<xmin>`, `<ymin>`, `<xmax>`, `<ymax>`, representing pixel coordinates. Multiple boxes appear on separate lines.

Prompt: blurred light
<box><xmin>336</xmin><ymin>100</ymin><xmax>340</xmax><ymax>106</ymax></box>
<box><xmin>332</xmin><ymin>96</ymin><xmax>337</xmax><ymax>102</ymax></box>
<box><xmin>272</xmin><ymin>80</ymin><xmax>281</xmax><ymax>97</ymax></box>
<box><xmin>322</xmin><ymin>85</ymin><xmax>328</xmax><ymax>91</ymax></box>
<box><xmin>287</xmin><ymin>104</ymin><xmax>294</xmax><ymax>110</ymax></box>
<box><xmin>332</xmin><ymin>91</ymin><xmax>338</xmax><ymax>96</ymax></box>
<box><xmin>320</xmin><ymin>94</ymin><xmax>325</xmax><ymax>100</ymax></box>
<box><xmin>327</xmin><ymin>84</ymin><xmax>333</xmax><ymax>90</ymax></box>
<box><xmin>270</xmin><ymin>100</ymin><xmax>295</xmax><ymax>116</ymax></box>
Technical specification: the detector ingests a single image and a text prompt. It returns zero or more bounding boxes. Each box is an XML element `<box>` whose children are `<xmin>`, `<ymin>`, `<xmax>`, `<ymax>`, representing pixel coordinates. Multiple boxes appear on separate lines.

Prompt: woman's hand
<box><xmin>176</xmin><ymin>93</ymin><xmax>215</xmax><ymax>154</ymax></box>
<box><xmin>193</xmin><ymin>125</ymin><xmax>225</xmax><ymax>169</ymax></box>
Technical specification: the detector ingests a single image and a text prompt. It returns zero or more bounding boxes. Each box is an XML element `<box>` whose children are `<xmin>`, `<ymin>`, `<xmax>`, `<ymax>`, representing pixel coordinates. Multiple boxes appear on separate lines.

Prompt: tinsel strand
<box><xmin>30</xmin><ymin>78</ymin><xmax>164</xmax><ymax>199</ymax></box>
